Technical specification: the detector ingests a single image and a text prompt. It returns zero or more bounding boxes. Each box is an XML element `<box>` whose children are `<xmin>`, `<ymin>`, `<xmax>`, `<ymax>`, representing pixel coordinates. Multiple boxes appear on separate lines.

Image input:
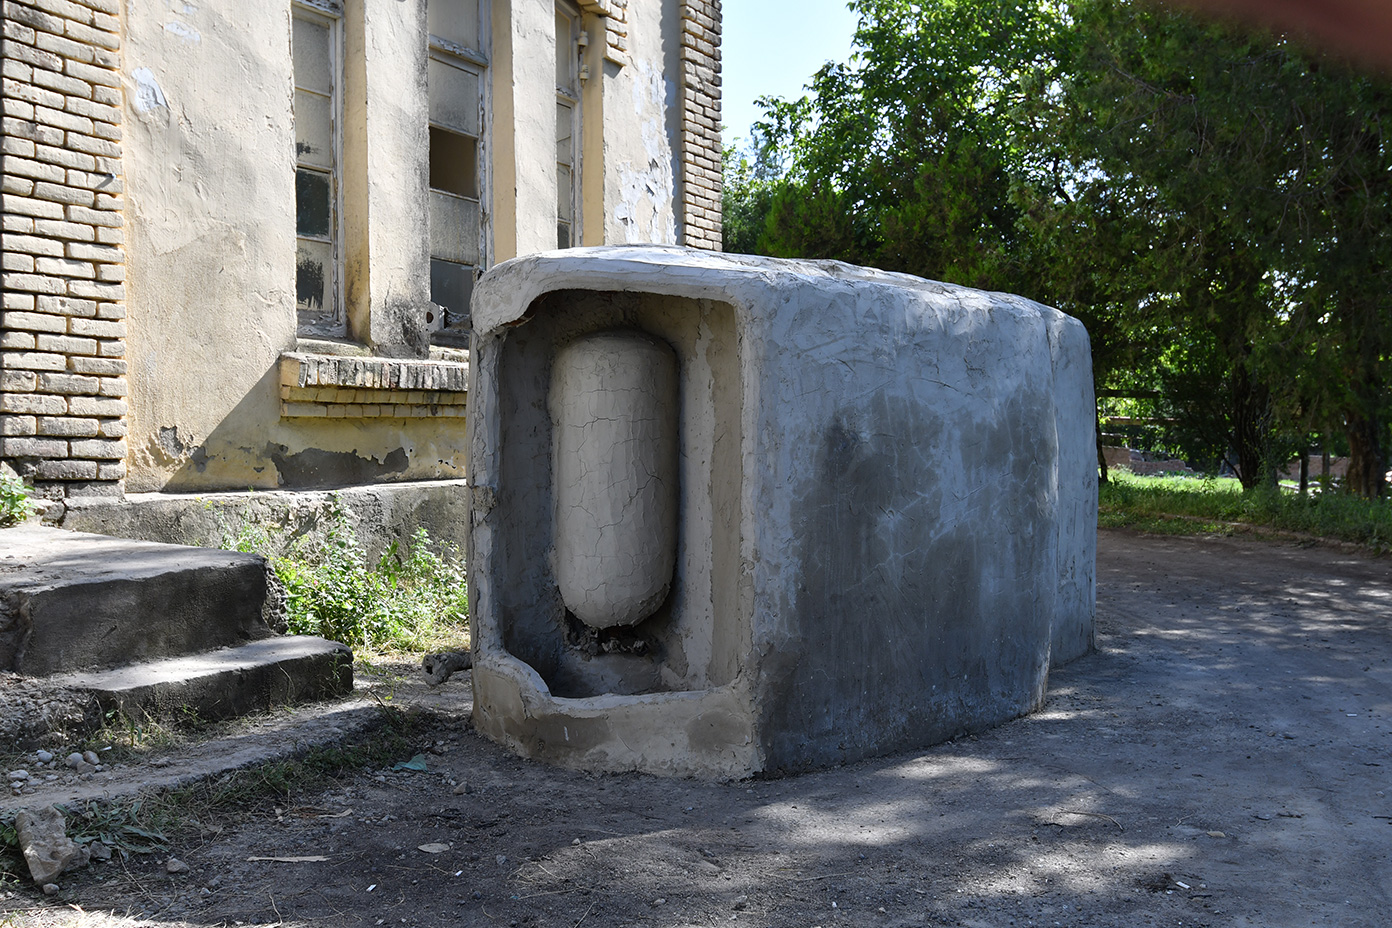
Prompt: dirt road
<box><xmin>5</xmin><ymin>528</ymin><xmax>1392</xmax><ymax>927</ymax></box>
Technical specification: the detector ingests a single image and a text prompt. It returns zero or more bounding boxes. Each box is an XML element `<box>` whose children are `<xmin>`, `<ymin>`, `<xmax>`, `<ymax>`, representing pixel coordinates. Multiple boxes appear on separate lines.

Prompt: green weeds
<box><xmin>219</xmin><ymin>500</ymin><xmax>469</xmax><ymax>656</ymax></box>
<box><xmin>0</xmin><ymin>471</ymin><xmax>36</xmax><ymax>527</ymax></box>
<box><xmin>1100</xmin><ymin>469</ymin><xmax>1392</xmax><ymax>551</ymax></box>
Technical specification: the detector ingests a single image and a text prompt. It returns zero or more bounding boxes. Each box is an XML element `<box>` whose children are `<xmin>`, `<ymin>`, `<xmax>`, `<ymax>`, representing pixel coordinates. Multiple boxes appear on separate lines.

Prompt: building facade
<box><xmin>2</xmin><ymin>0</ymin><xmax>721</xmax><ymax>511</ymax></box>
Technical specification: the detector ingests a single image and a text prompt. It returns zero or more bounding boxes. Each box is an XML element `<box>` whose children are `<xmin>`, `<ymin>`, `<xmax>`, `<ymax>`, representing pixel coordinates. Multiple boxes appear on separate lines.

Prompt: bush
<box><xmin>220</xmin><ymin>501</ymin><xmax>468</xmax><ymax>654</ymax></box>
<box><xmin>0</xmin><ymin>471</ymin><xmax>37</xmax><ymax>527</ymax></box>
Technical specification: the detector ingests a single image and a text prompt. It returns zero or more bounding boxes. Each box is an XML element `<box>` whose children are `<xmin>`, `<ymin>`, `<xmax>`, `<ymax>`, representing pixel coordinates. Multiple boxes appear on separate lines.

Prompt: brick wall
<box><xmin>577</xmin><ymin>0</ymin><xmax>629</xmax><ymax>64</ymax></box>
<box><xmin>279</xmin><ymin>353</ymin><xmax>469</xmax><ymax>420</ymax></box>
<box><xmin>678</xmin><ymin>0</ymin><xmax>721</xmax><ymax>251</ymax></box>
<box><xmin>1</xmin><ymin>0</ymin><xmax>127</xmax><ymax>498</ymax></box>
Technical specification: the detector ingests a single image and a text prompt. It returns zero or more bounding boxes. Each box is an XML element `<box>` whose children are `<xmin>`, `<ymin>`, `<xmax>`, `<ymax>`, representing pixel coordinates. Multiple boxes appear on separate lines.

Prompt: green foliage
<box><xmin>740</xmin><ymin>0</ymin><xmax>1392</xmax><ymax>494</ymax></box>
<box><xmin>220</xmin><ymin>502</ymin><xmax>468</xmax><ymax>655</ymax></box>
<box><xmin>1100</xmin><ymin>470</ymin><xmax>1392</xmax><ymax>550</ymax></box>
<box><xmin>0</xmin><ymin>472</ymin><xmax>37</xmax><ymax>527</ymax></box>
<box><xmin>56</xmin><ymin>800</ymin><xmax>171</xmax><ymax>856</ymax></box>
<box><xmin>722</xmin><ymin>143</ymin><xmax>779</xmax><ymax>254</ymax></box>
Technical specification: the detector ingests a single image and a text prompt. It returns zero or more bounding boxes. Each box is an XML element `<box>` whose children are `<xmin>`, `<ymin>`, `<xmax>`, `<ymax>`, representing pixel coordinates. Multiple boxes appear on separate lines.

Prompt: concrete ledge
<box><xmin>471</xmin><ymin>653</ymin><xmax>758</xmax><ymax>779</ymax></box>
<box><xmin>279</xmin><ymin>352</ymin><xmax>468</xmax><ymax>420</ymax></box>
<box><xmin>50</xmin><ymin>636</ymin><xmax>353</xmax><ymax>723</ymax></box>
<box><xmin>0</xmin><ymin>525</ymin><xmax>274</xmax><ymax>675</ymax></box>
<box><xmin>55</xmin><ymin>479</ymin><xmax>470</xmax><ymax>561</ymax></box>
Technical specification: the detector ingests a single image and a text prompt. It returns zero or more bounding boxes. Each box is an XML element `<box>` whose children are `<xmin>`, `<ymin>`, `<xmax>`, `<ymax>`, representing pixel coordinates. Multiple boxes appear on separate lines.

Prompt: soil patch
<box><xmin>3</xmin><ymin>528</ymin><xmax>1391</xmax><ymax>927</ymax></box>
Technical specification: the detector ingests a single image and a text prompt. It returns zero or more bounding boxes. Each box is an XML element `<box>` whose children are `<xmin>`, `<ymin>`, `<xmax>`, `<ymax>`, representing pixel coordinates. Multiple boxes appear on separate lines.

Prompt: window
<box><xmin>292</xmin><ymin>2</ymin><xmax>344</xmax><ymax>337</ymax></box>
<box><xmin>555</xmin><ymin>2</ymin><xmax>580</xmax><ymax>249</ymax></box>
<box><xmin>428</xmin><ymin>0</ymin><xmax>487</xmax><ymax>341</ymax></box>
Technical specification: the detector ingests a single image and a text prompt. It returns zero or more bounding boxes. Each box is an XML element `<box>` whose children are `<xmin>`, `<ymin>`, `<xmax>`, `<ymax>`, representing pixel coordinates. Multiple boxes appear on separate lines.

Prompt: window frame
<box><xmin>555</xmin><ymin>0</ymin><xmax>581</xmax><ymax>250</ymax></box>
<box><xmin>427</xmin><ymin>0</ymin><xmax>491</xmax><ymax>343</ymax></box>
<box><xmin>292</xmin><ymin>0</ymin><xmax>346</xmax><ymax>338</ymax></box>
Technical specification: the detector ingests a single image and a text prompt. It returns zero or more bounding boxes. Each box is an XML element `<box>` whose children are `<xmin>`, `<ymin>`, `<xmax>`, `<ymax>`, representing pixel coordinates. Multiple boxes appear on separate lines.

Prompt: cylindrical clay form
<box><xmin>550</xmin><ymin>330</ymin><xmax>679</xmax><ymax>628</ymax></box>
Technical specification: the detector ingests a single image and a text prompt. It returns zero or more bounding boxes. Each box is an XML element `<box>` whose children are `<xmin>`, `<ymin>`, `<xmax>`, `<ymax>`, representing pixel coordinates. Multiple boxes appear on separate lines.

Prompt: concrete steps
<box><xmin>49</xmin><ymin>636</ymin><xmax>351</xmax><ymax>724</ymax></box>
<box><xmin>0</xmin><ymin>524</ymin><xmax>352</xmax><ymax>730</ymax></box>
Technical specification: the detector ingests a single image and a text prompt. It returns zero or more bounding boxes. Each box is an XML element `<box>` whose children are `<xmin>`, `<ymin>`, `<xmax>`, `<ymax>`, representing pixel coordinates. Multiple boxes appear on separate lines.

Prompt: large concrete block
<box><xmin>468</xmin><ymin>246</ymin><xmax>1097</xmax><ymax>778</ymax></box>
<box><xmin>0</xmin><ymin>525</ymin><xmax>274</xmax><ymax>675</ymax></box>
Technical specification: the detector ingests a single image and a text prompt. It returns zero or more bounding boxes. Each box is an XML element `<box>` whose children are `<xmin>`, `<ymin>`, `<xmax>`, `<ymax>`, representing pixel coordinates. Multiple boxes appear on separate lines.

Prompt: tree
<box><xmin>740</xmin><ymin>0</ymin><xmax>1392</xmax><ymax>494</ymax></box>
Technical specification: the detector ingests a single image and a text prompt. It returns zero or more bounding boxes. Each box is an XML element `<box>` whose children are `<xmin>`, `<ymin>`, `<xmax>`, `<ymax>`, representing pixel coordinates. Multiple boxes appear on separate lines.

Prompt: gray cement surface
<box><xmin>0</xmin><ymin>526</ymin><xmax>273</xmax><ymax>675</ymax></box>
<box><xmin>3</xmin><ymin>528</ymin><xmax>1390</xmax><ymax>927</ymax></box>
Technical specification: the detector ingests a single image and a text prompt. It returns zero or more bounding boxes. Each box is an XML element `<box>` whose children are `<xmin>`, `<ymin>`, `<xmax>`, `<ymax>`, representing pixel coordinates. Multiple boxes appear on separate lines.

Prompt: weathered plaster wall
<box><xmin>490</xmin><ymin>0</ymin><xmax>556</xmax><ymax>261</ymax></box>
<box><xmin>601</xmin><ymin>0</ymin><xmax>680</xmax><ymax>245</ymax></box>
<box><xmin>9</xmin><ymin>0</ymin><xmax>714</xmax><ymax>508</ymax></box>
<box><xmin>342</xmin><ymin>0</ymin><xmax>432</xmax><ymax>355</ymax></box>
<box><xmin>120</xmin><ymin>2</ymin><xmax>465</xmax><ymax>493</ymax></box>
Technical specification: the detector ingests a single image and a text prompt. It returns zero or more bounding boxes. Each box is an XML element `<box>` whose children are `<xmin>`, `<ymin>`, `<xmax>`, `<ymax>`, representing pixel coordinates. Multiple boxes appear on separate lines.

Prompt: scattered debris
<box><xmin>421</xmin><ymin>650</ymin><xmax>472</xmax><ymax>685</ymax></box>
<box><xmin>392</xmin><ymin>754</ymin><xmax>428</xmax><ymax>772</ymax></box>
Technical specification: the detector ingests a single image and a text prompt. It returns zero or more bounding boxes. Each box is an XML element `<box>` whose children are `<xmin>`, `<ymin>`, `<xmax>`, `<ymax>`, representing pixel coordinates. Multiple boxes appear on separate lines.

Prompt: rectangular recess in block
<box><xmin>490</xmin><ymin>289</ymin><xmax>745</xmax><ymax>699</ymax></box>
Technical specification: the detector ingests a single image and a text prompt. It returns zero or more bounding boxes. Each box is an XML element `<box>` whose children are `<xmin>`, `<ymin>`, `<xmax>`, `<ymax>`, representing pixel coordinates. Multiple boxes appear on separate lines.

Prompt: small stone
<box><xmin>35</xmin><ymin>751</ymin><xmax>54</xmax><ymax>764</ymax></box>
<box><xmin>15</xmin><ymin>805</ymin><xmax>90</xmax><ymax>884</ymax></box>
<box><xmin>89</xmin><ymin>843</ymin><xmax>112</xmax><ymax>861</ymax></box>
<box><xmin>82</xmin><ymin>751</ymin><xmax>99</xmax><ymax>766</ymax></box>
<box><xmin>94</xmin><ymin>764</ymin><xmax>105</xmax><ymax>773</ymax></box>
<box><xmin>572</xmin><ymin>838</ymin><xmax>582</xmax><ymax>846</ymax></box>
<box><xmin>42</xmin><ymin>883</ymin><xmax>59</xmax><ymax>896</ymax></box>
<box><xmin>65</xmin><ymin>753</ymin><xmax>84</xmax><ymax>769</ymax></box>
<box><xmin>75</xmin><ymin>762</ymin><xmax>97</xmax><ymax>775</ymax></box>
<box><xmin>166</xmin><ymin>858</ymin><xmax>190</xmax><ymax>874</ymax></box>
<box><xmin>733</xmin><ymin>895</ymin><xmax>749</xmax><ymax>910</ymax></box>
<box><xmin>8</xmin><ymin>769</ymin><xmax>29</xmax><ymax>782</ymax></box>
<box><xmin>651</xmin><ymin>898</ymin><xmax>666</xmax><ymax>907</ymax></box>
<box><xmin>495</xmin><ymin>855</ymin><xmax>507</xmax><ymax>866</ymax></box>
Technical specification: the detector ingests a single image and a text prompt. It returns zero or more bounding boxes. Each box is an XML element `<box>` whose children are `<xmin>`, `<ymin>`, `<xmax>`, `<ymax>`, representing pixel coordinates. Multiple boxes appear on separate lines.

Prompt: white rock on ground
<box><xmin>15</xmin><ymin>805</ymin><xmax>90</xmax><ymax>884</ymax></box>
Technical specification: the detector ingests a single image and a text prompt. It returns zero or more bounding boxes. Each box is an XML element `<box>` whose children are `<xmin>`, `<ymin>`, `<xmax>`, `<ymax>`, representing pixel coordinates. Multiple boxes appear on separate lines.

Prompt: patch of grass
<box><xmin>1100</xmin><ymin>469</ymin><xmax>1392</xmax><ymax>550</ymax></box>
<box><xmin>219</xmin><ymin>500</ymin><xmax>469</xmax><ymax>656</ymax></box>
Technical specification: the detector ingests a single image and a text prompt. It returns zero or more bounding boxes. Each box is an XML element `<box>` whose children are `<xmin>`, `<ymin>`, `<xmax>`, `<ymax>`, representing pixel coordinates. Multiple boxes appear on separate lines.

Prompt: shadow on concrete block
<box><xmin>467</xmin><ymin>246</ymin><xmax>1097</xmax><ymax>778</ymax></box>
<box><xmin>0</xmin><ymin>525</ymin><xmax>353</xmax><ymax>728</ymax></box>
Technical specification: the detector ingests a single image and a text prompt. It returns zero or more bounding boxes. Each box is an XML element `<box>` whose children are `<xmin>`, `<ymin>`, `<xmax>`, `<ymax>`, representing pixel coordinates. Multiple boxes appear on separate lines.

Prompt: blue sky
<box><xmin>721</xmin><ymin>1</ymin><xmax>861</xmax><ymax>148</ymax></box>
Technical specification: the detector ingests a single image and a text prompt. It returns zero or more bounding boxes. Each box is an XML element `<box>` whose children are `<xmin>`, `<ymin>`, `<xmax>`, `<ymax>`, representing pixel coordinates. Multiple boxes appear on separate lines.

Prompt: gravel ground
<box><xmin>2</xmin><ymin>527</ymin><xmax>1390</xmax><ymax>927</ymax></box>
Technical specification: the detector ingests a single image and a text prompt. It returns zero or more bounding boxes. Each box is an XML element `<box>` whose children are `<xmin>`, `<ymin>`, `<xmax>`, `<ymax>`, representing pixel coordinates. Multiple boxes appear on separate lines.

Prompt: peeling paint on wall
<box><xmin>132</xmin><ymin>67</ymin><xmax>168</xmax><ymax>112</ymax></box>
<box><xmin>613</xmin><ymin>61</ymin><xmax>676</xmax><ymax>243</ymax></box>
<box><xmin>163</xmin><ymin>21</ymin><xmax>201</xmax><ymax>44</ymax></box>
<box><xmin>268</xmin><ymin>446</ymin><xmax>410</xmax><ymax>489</ymax></box>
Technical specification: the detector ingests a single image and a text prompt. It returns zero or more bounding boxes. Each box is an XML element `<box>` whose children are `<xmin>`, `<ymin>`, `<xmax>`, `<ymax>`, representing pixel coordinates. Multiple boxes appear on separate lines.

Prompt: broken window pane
<box><xmin>297</xmin><ymin>237</ymin><xmax>335</xmax><ymax>330</ymax></box>
<box><xmin>431</xmin><ymin>258</ymin><xmax>474</xmax><ymax>332</ymax></box>
<box><xmin>430</xmin><ymin>190</ymin><xmax>481</xmax><ymax>266</ymax></box>
<box><xmin>429</xmin><ymin>127</ymin><xmax>479</xmax><ymax>199</ymax></box>
<box><xmin>294</xmin><ymin>89</ymin><xmax>333</xmax><ymax>170</ymax></box>
<box><xmin>429</xmin><ymin>58</ymin><xmax>481</xmax><ymax>136</ymax></box>
<box><xmin>293</xmin><ymin>5</ymin><xmax>341</xmax><ymax>337</ymax></box>
<box><xmin>292</xmin><ymin>15</ymin><xmax>332</xmax><ymax>96</ymax></box>
<box><xmin>429</xmin><ymin>0</ymin><xmax>481</xmax><ymax>53</ymax></box>
<box><xmin>296</xmin><ymin>168</ymin><xmax>332</xmax><ymax>238</ymax></box>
